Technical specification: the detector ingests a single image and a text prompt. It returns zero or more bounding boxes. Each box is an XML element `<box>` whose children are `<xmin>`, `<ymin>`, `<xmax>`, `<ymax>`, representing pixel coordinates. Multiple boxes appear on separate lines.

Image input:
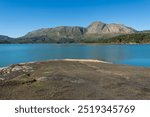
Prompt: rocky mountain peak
<box><xmin>88</xmin><ymin>21</ymin><xmax>106</xmax><ymax>27</ymax></box>
<box><xmin>87</xmin><ymin>21</ymin><xmax>136</xmax><ymax>34</ymax></box>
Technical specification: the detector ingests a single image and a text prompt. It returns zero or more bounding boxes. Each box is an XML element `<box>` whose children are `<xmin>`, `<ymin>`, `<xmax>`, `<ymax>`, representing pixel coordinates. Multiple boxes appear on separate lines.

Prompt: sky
<box><xmin>0</xmin><ymin>0</ymin><xmax>150</xmax><ymax>37</ymax></box>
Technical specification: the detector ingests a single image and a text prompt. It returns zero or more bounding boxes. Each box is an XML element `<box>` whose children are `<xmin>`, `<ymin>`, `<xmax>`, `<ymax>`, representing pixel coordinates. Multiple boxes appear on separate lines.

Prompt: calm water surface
<box><xmin>0</xmin><ymin>44</ymin><xmax>150</xmax><ymax>67</ymax></box>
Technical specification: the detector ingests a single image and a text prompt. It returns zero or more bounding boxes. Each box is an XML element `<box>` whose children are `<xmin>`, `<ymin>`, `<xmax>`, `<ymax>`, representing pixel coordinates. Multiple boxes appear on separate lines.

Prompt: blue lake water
<box><xmin>0</xmin><ymin>44</ymin><xmax>150</xmax><ymax>67</ymax></box>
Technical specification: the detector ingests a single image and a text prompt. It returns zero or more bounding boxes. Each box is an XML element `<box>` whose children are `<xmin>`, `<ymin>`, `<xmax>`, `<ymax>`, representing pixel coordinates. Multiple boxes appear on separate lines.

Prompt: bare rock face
<box><xmin>87</xmin><ymin>21</ymin><xmax>136</xmax><ymax>34</ymax></box>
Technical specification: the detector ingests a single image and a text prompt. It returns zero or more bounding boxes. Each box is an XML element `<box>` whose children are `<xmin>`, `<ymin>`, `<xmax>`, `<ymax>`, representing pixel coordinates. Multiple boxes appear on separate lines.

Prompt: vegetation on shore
<box><xmin>81</xmin><ymin>33</ymin><xmax>150</xmax><ymax>44</ymax></box>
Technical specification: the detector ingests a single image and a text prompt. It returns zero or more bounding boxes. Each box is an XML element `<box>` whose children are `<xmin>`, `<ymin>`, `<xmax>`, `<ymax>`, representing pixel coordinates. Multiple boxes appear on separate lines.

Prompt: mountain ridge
<box><xmin>1</xmin><ymin>21</ymin><xmax>150</xmax><ymax>43</ymax></box>
<box><xmin>18</xmin><ymin>21</ymin><xmax>136</xmax><ymax>43</ymax></box>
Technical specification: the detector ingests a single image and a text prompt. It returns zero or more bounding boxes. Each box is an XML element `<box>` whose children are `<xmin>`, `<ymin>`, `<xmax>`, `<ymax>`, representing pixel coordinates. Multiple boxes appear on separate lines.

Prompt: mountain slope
<box><xmin>101</xmin><ymin>33</ymin><xmax>150</xmax><ymax>43</ymax></box>
<box><xmin>20</xmin><ymin>26</ymin><xmax>87</xmax><ymax>43</ymax></box>
<box><xmin>86</xmin><ymin>21</ymin><xmax>136</xmax><ymax>34</ymax></box>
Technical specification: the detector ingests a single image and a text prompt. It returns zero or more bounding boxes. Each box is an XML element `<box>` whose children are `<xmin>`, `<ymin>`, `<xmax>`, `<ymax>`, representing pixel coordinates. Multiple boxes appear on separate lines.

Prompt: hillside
<box><xmin>100</xmin><ymin>33</ymin><xmax>150</xmax><ymax>44</ymax></box>
<box><xmin>20</xmin><ymin>26</ymin><xmax>87</xmax><ymax>43</ymax></box>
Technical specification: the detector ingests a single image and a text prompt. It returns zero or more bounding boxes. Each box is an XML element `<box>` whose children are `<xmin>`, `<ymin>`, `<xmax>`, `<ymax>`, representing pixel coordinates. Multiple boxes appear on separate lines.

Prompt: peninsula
<box><xmin>0</xmin><ymin>59</ymin><xmax>150</xmax><ymax>100</ymax></box>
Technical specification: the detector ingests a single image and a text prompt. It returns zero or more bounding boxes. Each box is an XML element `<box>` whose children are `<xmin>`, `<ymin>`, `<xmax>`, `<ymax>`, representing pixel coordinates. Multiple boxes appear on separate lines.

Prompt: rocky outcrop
<box><xmin>86</xmin><ymin>21</ymin><xmax>136</xmax><ymax>34</ymax></box>
<box><xmin>0</xmin><ymin>64</ymin><xmax>34</xmax><ymax>80</ymax></box>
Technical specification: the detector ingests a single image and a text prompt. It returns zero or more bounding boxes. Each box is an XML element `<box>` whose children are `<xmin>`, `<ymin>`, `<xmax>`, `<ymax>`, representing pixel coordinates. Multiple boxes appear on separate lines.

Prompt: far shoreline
<box><xmin>1</xmin><ymin>42</ymin><xmax>150</xmax><ymax>45</ymax></box>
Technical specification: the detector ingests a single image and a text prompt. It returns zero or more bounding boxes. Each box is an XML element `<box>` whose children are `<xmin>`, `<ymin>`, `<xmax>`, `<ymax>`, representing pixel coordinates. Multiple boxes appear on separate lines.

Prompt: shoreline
<box><xmin>0</xmin><ymin>59</ymin><xmax>111</xmax><ymax>70</ymax></box>
<box><xmin>62</xmin><ymin>59</ymin><xmax>110</xmax><ymax>63</ymax></box>
<box><xmin>0</xmin><ymin>67</ymin><xmax>8</xmax><ymax>70</ymax></box>
<box><xmin>1</xmin><ymin>43</ymin><xmax>150</xmax><ymax>45</ymax></box>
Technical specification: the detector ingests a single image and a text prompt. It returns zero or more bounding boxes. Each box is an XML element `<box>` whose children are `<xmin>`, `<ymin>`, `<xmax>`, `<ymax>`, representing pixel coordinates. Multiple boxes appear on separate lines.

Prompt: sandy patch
<box><xmin>63</xmin><ymin>59</ymin><xmax>111</xmax><ymax>63</ymax></box>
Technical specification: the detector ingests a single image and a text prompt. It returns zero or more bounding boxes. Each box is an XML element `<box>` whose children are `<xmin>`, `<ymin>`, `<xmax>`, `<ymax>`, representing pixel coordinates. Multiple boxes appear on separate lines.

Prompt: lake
<box><xmin>0</xmin><ymin>44</ymin><xmax>150</xmax><ymax>67</ymax></box>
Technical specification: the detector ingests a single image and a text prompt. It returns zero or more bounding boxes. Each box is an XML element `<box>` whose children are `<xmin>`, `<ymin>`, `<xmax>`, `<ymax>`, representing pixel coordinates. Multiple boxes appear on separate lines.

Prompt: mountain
<box><xmin>20</xmin><ymin>26</ymin><xmax>86</xmax><ymax>43</ymax></box>
<box><xmin>0</xmin><ymin>35</ymin><xmax>14</xmax><ymax>43</ymax></box>
<box><xmin>86</xmin><ymin>21</ymin><xmax>136</xmax><ymax>34</ymax></box>
<box><xmin>0</xmin><ymin>35</ymin><xmax>12</xmax><ymax>40</ymax></box>
<box><xmin>0</xmin><ymin>21</ymin><xmax>148</xmax><ymax>44</ymax></box>
<box><xmin>18</xmin><ymin>21</ymin><xmax>136</xmax><ymax>43</ymax></box>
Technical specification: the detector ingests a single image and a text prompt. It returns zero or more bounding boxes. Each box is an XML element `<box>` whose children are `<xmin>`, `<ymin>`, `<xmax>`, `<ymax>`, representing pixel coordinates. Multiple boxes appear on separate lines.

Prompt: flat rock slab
<box><xmin>0</xmin><ymin>60</ymin><xmax>150</xmax><ymax>100</ymax></box>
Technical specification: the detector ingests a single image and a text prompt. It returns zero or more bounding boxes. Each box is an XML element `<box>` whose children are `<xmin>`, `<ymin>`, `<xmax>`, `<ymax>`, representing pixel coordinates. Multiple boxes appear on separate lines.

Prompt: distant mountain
<box><xmin>0</xmin><ymin>35</ymin><xmax>12</xmax><ymax>40</ymax></box>
<box><xmin>0</xmin><ymin>21</ymin><xmax>149</xmax><ymax>44</ymax></box>
<box><xmin>18</xmin><ymin>21</ymin><xmax>136</xmax><ymax>43</ymax></box>
<box><xmin>20</xmin><ymin>26</ymin><xmax>86</xmax><ymax>43</ymax></box>
<box><xmin>86</xmin><ymin>21</ymin><xmax>136</xmax><ymax>34</ymax></box>
<box><xmin>0</xmin><ymin>35</ymin><xmax>14</xmax><ymax>43</ymax></box>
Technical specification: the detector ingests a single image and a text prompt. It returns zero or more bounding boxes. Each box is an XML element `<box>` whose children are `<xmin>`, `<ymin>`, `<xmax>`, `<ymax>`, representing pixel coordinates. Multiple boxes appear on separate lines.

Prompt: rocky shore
<box><xmin>0</xmin><ymin>59</ymin><xmax>150</xmax><ymax>100</ymax></box>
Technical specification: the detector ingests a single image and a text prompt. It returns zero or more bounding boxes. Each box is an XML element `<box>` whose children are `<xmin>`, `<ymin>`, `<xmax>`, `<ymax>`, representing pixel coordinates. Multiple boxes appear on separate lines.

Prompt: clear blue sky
<box><xmin>0</xmin><ymin>0</ymin><xmax>150</xmax><ymax>37</ymax></box>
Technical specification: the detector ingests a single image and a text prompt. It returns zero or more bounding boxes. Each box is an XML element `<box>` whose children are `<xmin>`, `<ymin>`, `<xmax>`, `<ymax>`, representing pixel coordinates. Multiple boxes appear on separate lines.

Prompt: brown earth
<box><xmin>0</xmin><ymin>60</ymin><xmax>150</xmax><ymax>100</ymax></box>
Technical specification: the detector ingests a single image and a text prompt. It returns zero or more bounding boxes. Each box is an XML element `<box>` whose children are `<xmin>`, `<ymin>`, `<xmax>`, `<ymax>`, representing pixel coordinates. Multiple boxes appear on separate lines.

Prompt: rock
<box><xmin>37</xmin><ymin>77</ymin><xmax>49</xmax><ymax>81</ymax></box>
<box><xmin>10</xmin><ymin>65</ymin><xmax>33</xmax><ymax>73</ymax></box>
<box><xmin>0</xmin><ymin>64</ymin><xmax>34</xmax><ymax>79</ymax></box>
<box><xmin>0</xmin><ymin>78</ymin><xmax>4</xmax><ymax>80</ymax></box>
<box><xmin>22</xmin><ymin>66</ymin><xmax>34</xmax><ymax>72</ymax></box>
<box><xmin>11</xmin><ymin>66</ymin><xmax>23</xmax><ymax>72</ymax></box>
